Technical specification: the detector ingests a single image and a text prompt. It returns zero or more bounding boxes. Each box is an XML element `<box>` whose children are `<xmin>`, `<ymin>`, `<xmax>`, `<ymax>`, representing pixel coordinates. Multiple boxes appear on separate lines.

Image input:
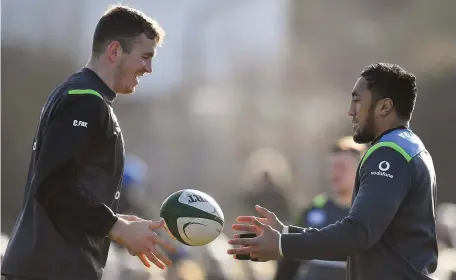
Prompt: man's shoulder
<box><xmin>50</xmin><ymin>68</ymin><xmax>102</xmax><ymax>100</ymax></box>
<box><xmin>361</xmin><ymin>129</ymin><xmax>426</xmax><ymax>169</ymax></box>
<box><xmin>378</xmin><ymin>129</ymin><xmax>425</xmax><ymax>159</ymax></box>
<box><xmin>44</xmin><ymin>77</ymin><xmax>107</xmax><ymax>121</ymax></box>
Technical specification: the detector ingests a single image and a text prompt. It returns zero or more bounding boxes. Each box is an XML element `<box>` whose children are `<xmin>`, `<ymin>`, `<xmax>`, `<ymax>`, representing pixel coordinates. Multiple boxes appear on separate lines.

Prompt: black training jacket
<box><xmin>280</xmin><ymin>127</ymin><xmax>438</xmax><ymax>280</ymax></box>
<box><xmin>2</xmin><ymin>68</ymin><xmax>125</xmax><ymax>280</ymax></box>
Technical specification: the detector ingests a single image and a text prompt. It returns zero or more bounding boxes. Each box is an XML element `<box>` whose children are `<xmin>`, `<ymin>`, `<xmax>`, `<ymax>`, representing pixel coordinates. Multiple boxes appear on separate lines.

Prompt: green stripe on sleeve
<box><xmin>360</xmin><ymin>141</ymin><xmax>412</xmax><ymax>168</ymax></box>
<box><xmin>68</xmin><ymin>89</ymin><xmax>102</xmax><ymax>99</ymax></box>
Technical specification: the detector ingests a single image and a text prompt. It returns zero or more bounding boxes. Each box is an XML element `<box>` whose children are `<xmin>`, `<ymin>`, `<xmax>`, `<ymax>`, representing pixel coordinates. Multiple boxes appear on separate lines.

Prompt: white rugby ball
<box><xmin>159</xmin><ymin>189</ymin><xmax>224</xmax><ymax>246</ymax></box>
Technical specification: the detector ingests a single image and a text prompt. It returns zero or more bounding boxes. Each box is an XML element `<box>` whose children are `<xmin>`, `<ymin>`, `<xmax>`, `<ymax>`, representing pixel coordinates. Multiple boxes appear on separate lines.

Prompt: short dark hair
<box><xmin>92</xmin><ymin>5</ymin><xmax>165</xmax><ymax>56</ymax></box>
<box><xmin>360</xmin><ymin>63</ymin><xmax>417</xmax><ymax>121</ymax></box>
<box><xmin>331</xmin><ymin>136</ymin><xmax>367</xmax><ymax>158</ymax></box>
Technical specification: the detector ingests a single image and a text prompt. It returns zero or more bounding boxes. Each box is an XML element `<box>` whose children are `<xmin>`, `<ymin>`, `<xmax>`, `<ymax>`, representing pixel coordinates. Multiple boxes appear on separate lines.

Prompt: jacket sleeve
<box><xmin>274</xmin><ymin>209</ymin><xmax>309</xmax><ymax>280</ymax></box>
<box><xmin>280</xmin><ymin>146</ymin><xmax>411</xmax><ymax>260</ymax></box>
<box><xmin>34</xmin><ymin>94</ymin><xmax>118</xmax><ymax>240</ymax></box>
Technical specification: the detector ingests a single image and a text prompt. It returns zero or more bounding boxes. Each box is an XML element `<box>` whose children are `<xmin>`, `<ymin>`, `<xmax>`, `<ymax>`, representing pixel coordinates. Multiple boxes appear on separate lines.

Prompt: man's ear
<box><xmin>380</xmin><ymin>98</ymin><xmax>394</xmax><ymax>116</ymax></box>
<box><xmin>106</xmin><ymin>41</ymin><xmax>122</xmax><ymax>63</ymax></box>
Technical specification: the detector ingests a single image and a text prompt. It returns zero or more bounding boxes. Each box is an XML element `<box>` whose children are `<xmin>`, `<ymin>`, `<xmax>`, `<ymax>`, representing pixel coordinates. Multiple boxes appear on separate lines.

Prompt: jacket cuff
<box><xmin>289</xmin><ymin>225</ymin><xmax>305</xmax><ymax>233</ymax></box>
<box><xmin>279</xmin><ymin>235</ymin><xmax>283</xmax><ymax>256</ymax></box>
<box><xmin>98</xmin><ymin>206</ymin><xmax>119</xmax><ymax>239</ymax></box>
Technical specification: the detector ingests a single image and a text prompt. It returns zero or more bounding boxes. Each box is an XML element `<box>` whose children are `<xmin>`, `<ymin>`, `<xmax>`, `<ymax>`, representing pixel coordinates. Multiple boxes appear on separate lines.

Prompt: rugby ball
<box><xmin>159</xmin><ymin>189</ymin><xmax>224</xmax><ymax>246</ymax></box>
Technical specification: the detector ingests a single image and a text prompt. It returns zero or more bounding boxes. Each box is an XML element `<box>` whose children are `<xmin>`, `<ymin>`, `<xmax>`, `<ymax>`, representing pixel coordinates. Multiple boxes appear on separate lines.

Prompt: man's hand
<box><xmin>232</xmin><ymin>205</ymin><xmax>285</xmax><ymax>235</ymax></box>
<box><xmin>109</xmin><ymin>217</ymin><xmax>177</xmax><ymax>270</ymax></box>
<box><xmin>115</xmin><ymin>214</ymin><xmax>149</xmax><ymax>267</ymax></box>
<box><xmin>116</xmin><ymin>214</ymin><xmax>144</xmax><ymax>222</ymax></box>
<box><xmin>227</xmin><ymin>217</ymin><xmax>282</xmax><ymax>262</ymax></box>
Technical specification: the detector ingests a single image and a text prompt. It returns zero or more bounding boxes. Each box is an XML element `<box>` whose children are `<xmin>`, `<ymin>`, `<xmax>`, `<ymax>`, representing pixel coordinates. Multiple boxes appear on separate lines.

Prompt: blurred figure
<box><xmin>274</xmin><ymin>136</ymin><xmax>366</xmax><ymax>280</ymax></box>
<box><xmin>243</xmin><ymin>171</ymin><xmax>292</xmax><ymax>223</ymax></box>
<box><xmin>117</xmin><ymin>154</ymin><xmax>149</xmax><ymax>217</ymax></box>
<box><xmin>240</xmin><ymin>148</ymin><xmax>293</xmax><ymax>224</ymax></box>
<box><xmin>436</xmin><ymin>203</ymin><xmax>456</xmax><ymax>249</ymax></box>
<box><xmin>430</xmin><ymin>203</ymin><xmax>456</xmax><ymax>280</ymax></box>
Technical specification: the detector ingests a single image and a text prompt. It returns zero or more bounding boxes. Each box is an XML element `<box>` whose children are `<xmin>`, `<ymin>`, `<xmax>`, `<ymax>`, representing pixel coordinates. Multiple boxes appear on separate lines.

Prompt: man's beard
<box><xmin>353</xmin><ymin>109</ymin><xmax>376</xmax><ymax>144</ymax></box>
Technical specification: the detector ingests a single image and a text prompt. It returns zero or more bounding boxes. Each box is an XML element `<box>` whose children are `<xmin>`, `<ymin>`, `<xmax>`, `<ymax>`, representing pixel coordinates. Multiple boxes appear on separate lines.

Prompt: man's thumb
<box><xmin>148</xmin><ymin>218</ymin><xmax>165</xmax><ymax>229</ymax></box>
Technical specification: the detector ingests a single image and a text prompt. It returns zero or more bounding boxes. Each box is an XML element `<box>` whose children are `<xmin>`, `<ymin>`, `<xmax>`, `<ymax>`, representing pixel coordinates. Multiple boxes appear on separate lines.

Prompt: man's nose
<box><xmin>143</xmin><ymin>59</ymin><xmax>152</xmax><ymax>73</ymax></box>
<box><xmin>347</xmin><ymin>105</ymin><xmax>355</xmax><ymax>117</ymax></box>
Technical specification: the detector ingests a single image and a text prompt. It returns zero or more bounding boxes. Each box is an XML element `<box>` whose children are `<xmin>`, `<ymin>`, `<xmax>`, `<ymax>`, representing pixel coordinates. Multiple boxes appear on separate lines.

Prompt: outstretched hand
<box><xmin>110</xmin><ymin>216</ymin><xmax>177</xmax><ymax>270</ymax></box>
<box><xmin>227</xmin><ymin>216</ymin><xmax>282</xmax><ymax>262</ymax></box>
<box><xmin>232</xmin><ymin>205</ymin><xmax>285</xmax><ymax>235</ymax></box>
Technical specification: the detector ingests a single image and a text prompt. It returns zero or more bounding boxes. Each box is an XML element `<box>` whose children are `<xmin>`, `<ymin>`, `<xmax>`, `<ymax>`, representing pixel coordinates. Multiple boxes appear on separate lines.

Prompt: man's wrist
<box><xmin>108</xmin><ymin>217</ymin><xmax>128</xmax><ymax>240</ymax></box>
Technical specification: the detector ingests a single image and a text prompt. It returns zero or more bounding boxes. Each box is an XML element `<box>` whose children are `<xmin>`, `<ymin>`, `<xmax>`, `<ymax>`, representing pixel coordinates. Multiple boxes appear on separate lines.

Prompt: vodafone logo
<box><xmin>371</xmin><ymin>160</ymin><xmax>393</xmax><ymax>178</ymax></box>
<box><xmin>378</xmin><ymin>161</ymin><xmax>390</xmax><ymax>171</ymax></box>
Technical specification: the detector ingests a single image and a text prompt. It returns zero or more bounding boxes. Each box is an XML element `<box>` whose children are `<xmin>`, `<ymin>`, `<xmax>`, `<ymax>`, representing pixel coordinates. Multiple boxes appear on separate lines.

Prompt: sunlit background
<box><xmin>2</xmin><ymin>1</ymin><xmax>456</xmax><ymax>279</ymax></box>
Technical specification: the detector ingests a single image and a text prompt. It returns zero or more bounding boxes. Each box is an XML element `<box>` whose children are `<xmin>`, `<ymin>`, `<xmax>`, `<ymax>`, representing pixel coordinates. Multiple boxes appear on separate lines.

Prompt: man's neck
<box><xmin>86</xmin><ymin>58</ymin><xmax>117</xmax><ymax>94</ymax></box>
<box><xmin>374</xmin><ymin>120</ymin><xmax>409</xmax><ymax>141</ymax></box>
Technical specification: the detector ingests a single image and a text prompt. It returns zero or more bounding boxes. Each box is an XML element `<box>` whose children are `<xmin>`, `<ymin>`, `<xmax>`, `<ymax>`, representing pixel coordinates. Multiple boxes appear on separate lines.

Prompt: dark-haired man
<box><xmin>228</xmin><ymin>63</ymin><xmax>438</xmax><ymax>280</ymax></box>
<box><xmin>2</xmin><ymin>5</ymin><xmax>176</xmax><ymax>280</ymax></box>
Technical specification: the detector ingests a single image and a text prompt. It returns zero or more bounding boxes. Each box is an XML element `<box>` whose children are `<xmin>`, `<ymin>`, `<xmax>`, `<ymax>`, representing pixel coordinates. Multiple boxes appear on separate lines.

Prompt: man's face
<box><xmin>329</xmin><ymin>152</ymin><xmax>359</xmax><ymax>195</ymax></box>
<box><xmin>114</xmin><ymin>33</ymin><xmax>156</xmax><ymax>94</ymax></box>
<box><xmin>348</xmin><ymin>77</ymin><xmax>377</xmax><ymax>143</ymax></box>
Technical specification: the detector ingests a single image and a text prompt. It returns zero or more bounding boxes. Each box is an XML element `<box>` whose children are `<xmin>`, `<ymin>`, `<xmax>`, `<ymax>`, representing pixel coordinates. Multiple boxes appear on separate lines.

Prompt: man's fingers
<box><xmin>227</xmin><ymin>246</ymin><xmax>255</xmax><ymax>255</ymax></box>
<box><xmin>255</xmin><ymin>205</ymin><xmax>273</xmax><ymax>218</ymax></box>
<box><xmin>228</xmin><ymin>236</ymin><xmax>259</xmax><ymax>247</ymax></box>
<box><xmin>131</xmin><ymin>216</ymin><xmax>145</xmax><ymax>222</ymax></box>
<box><xmin>137</xmin><ymin>253</ymin><xmax>151</xmax><ymax>268</ymax></box>
<box><xmin>145</xmin><ymin>251</ymin><xmax>166</xmax><ymax>270</ymax></box>
<box><xmin>148</xmin><ymin>245</ymin><xmax>172</xmax><ymax>267</ymax></box>
<box><xmin>236</xmin><ymin>216</ymin><xmax>270</xmax><ymax>225</ymax></box>
<box><xmin>232</xmin><ymin>224</ymin><xmax>257</xmax><ymax>233</ymax></box>
<box><xmin>147</xmin><ymin>219</ymin><xmax>165</xmax><ymax>230</ymax></box>
<box><xmin>236</xmin><ymin>216</ymin><xmax>256</xmax><ymax>223</ymax></box>
<box><xmin>149</xmin><ymin>234</ymin><xmax>177</xmax><ymax>253</ymax></box>
<box><xmin>252</xmin><ymin>217</ymin><xmax>265</xmax><ymax>229</ymax></box>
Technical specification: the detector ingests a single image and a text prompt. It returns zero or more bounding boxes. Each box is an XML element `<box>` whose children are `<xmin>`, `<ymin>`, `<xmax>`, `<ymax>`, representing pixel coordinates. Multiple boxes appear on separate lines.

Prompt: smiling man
<box><xmin>228</xmin><ymin>63</ymin><xmax>438</xmax><ymax>280</ymax></box>
<box><xmin>1</xmin><ymin>5</ymin><xmax>177</xmax><ymax>280</ymax></box>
